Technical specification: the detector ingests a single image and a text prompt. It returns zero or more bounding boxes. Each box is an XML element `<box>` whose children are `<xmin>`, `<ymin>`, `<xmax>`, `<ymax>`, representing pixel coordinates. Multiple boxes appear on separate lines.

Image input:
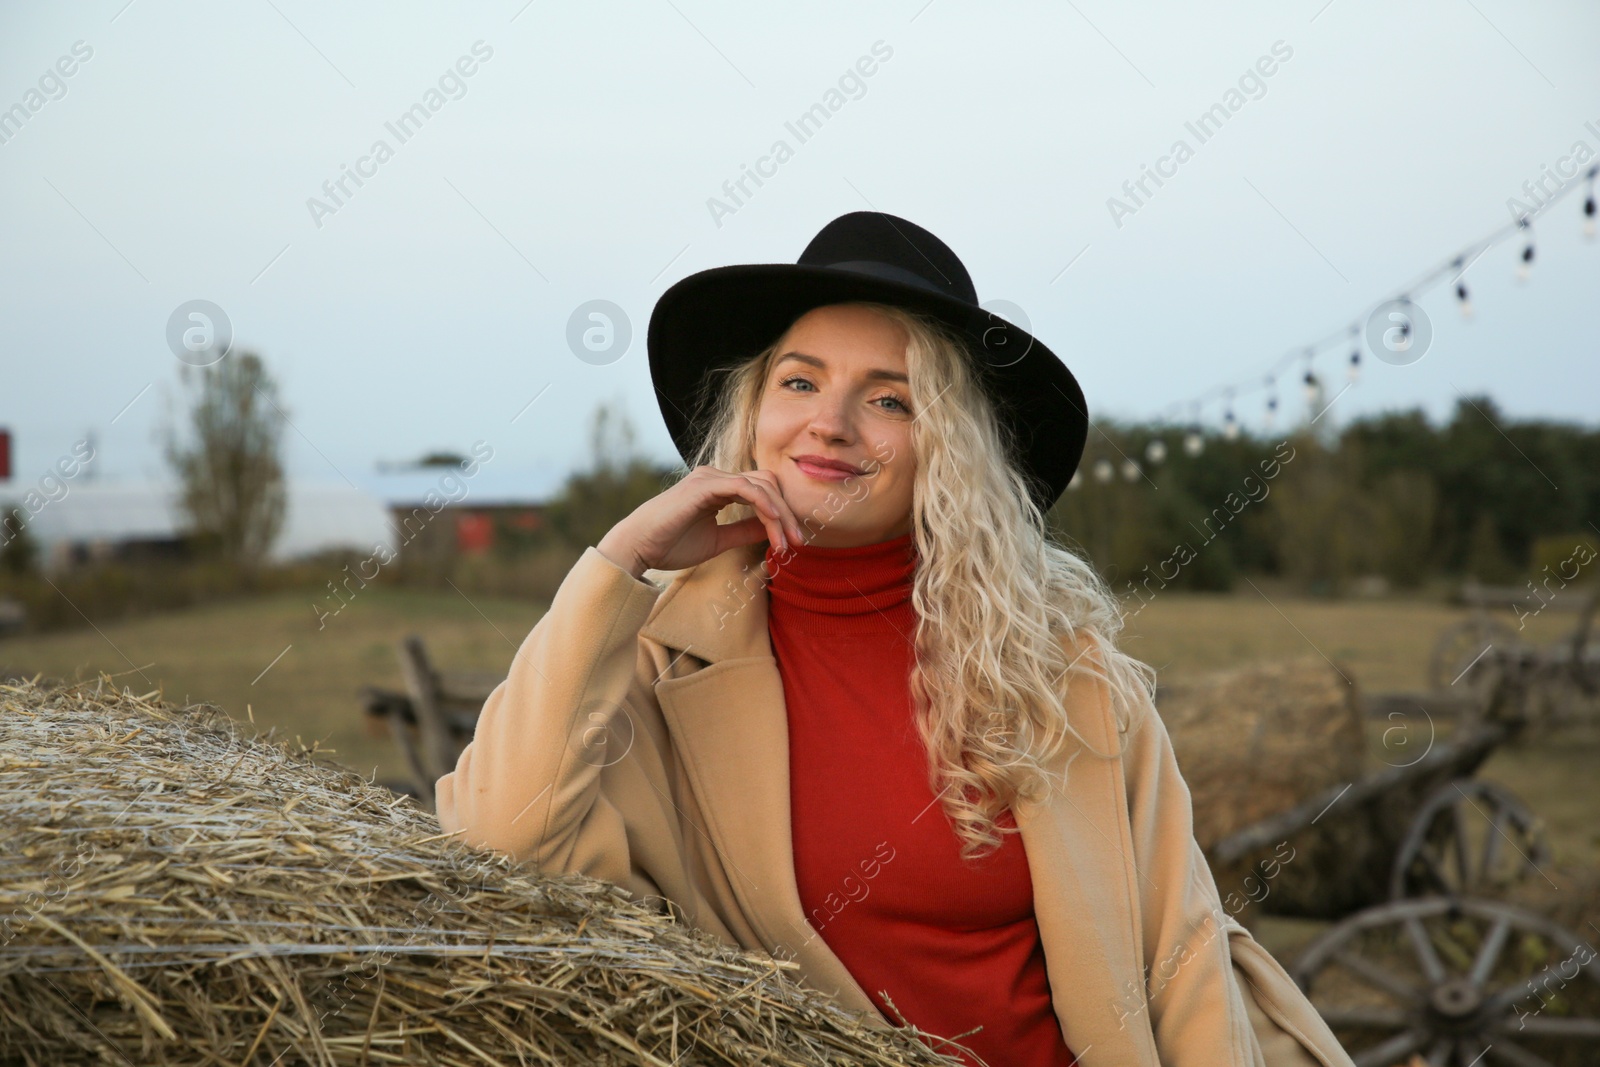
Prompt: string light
<box><xmin>1393</xmin><ymin>298</ymin><xmax>1415</xmax><ymax>354</ymax></box>
<box><xmin>1068</xmin><ymin>167</ymin><xmax>1596</xmax><ymax>496</ymax></box>
<box><xmin>1301</xmin><ymin>350</ymin><xmax>1319</xmax><ymax>407</ymax></box>
<box><xmin>1585</xmin><ymin>167</ymin><xmax>1597</xmax><ymax>239</ymax></box>
<box><xmin>1452</xmin><ymin>255</ymin><xmax>1474</xmax><ymax>319</ymax></box>
<box><xmin>1151</xmin><ymin>160</ymin><xmax>1592</xmax><ymax>433</ymax></box>
<box><xmin>1183</xmin><ymin>405</ymin><xmax>1204</xmax><ymax>456</ymax></box>
<box><xmin>1516</xmin><ymin>216</ymin><xmax>1535</xmax><ymax>283</ymax></box>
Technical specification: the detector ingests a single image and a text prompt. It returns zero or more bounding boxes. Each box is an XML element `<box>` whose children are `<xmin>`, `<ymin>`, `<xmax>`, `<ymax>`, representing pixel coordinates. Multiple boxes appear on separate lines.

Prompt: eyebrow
<box><xmin>774</xmin><ymin>351</ymin><xmax>909</xmax><ymax>384</ymax></box>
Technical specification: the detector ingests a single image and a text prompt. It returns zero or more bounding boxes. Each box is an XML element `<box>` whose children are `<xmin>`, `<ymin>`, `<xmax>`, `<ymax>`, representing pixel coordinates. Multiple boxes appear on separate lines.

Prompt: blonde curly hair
<box><xmin>678</xmin><ymin>300</ymin><xmax>1154</xmax><ymax>861</ymax></box>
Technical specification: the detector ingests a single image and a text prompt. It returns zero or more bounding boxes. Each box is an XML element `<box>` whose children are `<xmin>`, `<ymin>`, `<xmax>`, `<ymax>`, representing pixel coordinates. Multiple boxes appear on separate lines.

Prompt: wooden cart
<box><xmin>359</xmin><ymin>635</ymin><xmax>499</xmax><ymax>811</ymax></box>
<box><xmin>1207</xmin><ymin>653</ymin><xmax>1600</xmax><ymax>1066</ymax></box>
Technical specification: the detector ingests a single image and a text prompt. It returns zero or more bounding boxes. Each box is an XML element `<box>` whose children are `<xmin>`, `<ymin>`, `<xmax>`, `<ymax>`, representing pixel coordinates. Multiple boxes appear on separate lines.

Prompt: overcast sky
<box><xmin>2</xmin><ymin>0</ymin><xmax>1597</xmax><ymax>502</ymax></box>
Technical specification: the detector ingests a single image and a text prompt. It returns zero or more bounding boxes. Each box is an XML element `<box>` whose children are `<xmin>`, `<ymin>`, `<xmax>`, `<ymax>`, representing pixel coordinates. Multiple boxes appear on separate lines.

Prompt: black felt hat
<box><xmin>646</xmin><ymin>211</ymin><xmax>1087</xmax><ymax>514</ymax></box>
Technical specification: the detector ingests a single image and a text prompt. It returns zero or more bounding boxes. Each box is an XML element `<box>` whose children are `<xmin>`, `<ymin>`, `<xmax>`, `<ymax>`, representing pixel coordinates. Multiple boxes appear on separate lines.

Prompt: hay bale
<box><xmin>0</xmin><ymin>676</ymin><xmax>973</xmax><ymax>1067</ymax></box>
<box><xmin>1155</xmin><ymin>655</ymin><xmax>1365</xmax><ymax>849</ymax></box>
<box><xmin>1155</xmin><ymin>656</ymin><xmax>1371</xmax><ymax>921</ymax></box>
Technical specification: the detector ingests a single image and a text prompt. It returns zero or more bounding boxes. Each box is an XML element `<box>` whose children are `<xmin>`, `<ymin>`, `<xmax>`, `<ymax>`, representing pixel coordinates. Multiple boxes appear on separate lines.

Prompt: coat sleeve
<box><xmin>433</xmin><ymin>545</ymin><xmax>669</xmax><ymax>902</ymax></box>
<box><xmin>1109</xmin><ymin>634</ymin><xmax>1353</xmax><ymax>1066</ymax></box>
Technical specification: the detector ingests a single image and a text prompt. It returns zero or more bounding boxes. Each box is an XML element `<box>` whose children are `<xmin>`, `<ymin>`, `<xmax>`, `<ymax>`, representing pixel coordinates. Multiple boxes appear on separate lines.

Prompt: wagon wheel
<box><xmin>1390</xmin><ymin>778</ymin><xmax>1553</xmax><ymax>901</ymax></box>
<box><xmin>1291</xmin><ymin>897</ymin><xmax>1600</xmax><ymax>1066</ymax></box>
<box><xmin>1429</xmin><ymin>618</ymin><xmax>1519</xmax><ymax>695</ymax></box>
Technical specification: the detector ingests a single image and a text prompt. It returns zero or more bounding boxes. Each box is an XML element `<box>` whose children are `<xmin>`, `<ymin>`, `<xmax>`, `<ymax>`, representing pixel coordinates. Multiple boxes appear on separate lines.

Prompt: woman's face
<box><xmin>752</xmin><ymin>303</ymin><xmax>918</xmax><ymax>549</ymax></box>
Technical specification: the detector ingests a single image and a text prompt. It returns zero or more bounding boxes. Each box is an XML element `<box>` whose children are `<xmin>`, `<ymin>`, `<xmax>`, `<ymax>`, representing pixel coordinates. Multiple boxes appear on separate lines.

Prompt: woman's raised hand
<box><xmin>595</xmin><ymin>465</ymin><xmax>807</xmax><ymax>579</ymax></box>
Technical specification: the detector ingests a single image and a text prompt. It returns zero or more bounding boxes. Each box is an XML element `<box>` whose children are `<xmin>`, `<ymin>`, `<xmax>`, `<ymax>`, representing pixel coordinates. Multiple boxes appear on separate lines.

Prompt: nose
<box><xmin>806</xmin><ymin>393</ymin><xmax>854</xmax><ymax>442</ymax></box>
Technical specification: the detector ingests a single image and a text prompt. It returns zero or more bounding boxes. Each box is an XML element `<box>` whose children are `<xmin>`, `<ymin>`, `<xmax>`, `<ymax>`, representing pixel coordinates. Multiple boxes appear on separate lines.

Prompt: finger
<box><xmin>714</xmin><ymin>515</ymin><xmax>769</xmax><ymax>555</ymax></box>
<box><xmin>740</xmin><ymin>470</ymin><xmax>806</xmax><ymax>544</ymax></box>
<box><xmin>712</xmin><ymin>473</ymin><xmax>786</xmax><ymax>551</ymax></box>
<box><xmin>735</xmin><ymin>474</ymin><xmax>797</xmax><ymax>549</ymax></box>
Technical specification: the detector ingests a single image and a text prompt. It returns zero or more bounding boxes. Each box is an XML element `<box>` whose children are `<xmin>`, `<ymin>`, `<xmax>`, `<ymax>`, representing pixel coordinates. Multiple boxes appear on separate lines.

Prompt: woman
<box><xmin>435</xmin><ymin>212</ymin><xmax>1355</xmax><ymax>1067</ymax></box>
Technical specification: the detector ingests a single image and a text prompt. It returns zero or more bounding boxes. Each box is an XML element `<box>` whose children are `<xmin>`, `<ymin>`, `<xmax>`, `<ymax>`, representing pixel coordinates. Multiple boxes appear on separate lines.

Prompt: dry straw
<box><xmin>0</xmin><ymin>675</ymin><xmax>979</xmax><ymax>1067</ymax></box>
<box><xmin>1156</xmin><ymin>655</ymin><xmax>1365</xmax><ymax>848</ymax></box>
<box><xmin>1155</xmin><ymin>656</ymin><xmax>1368</xmax><ymax>919</ymax></box>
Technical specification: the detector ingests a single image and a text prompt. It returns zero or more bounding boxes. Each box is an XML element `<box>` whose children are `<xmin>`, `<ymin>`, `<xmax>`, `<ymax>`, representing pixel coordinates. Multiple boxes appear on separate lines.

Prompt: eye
<box><xmin>876</xmin><ymin>393</ymin><xmax>910</xmax><ymax>414</ymax></box>
<box><xmin>777</xmin><ymin>374</ymin><xmax>814</xmax><ymax>392</ymax></box>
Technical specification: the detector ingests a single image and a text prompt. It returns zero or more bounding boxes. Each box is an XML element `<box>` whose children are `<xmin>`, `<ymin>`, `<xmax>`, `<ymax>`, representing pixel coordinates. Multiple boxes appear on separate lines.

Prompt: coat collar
<box><xmin>640</xmin><ymin>540</ymin><xmax>774</xmax><ymax>664</ymax></box>
<box><xmin>638</xmin><ymin>543</ymin><xmax>1159</xmax><ymax>1065</ymax></box>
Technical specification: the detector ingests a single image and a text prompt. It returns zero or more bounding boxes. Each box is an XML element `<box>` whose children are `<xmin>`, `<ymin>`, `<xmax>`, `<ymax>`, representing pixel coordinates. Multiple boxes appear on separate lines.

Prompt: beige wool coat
<box><xmin>434</xmin><ymin>542</ymin><xmax>1357</xmax><ymax>1067</ymax></box>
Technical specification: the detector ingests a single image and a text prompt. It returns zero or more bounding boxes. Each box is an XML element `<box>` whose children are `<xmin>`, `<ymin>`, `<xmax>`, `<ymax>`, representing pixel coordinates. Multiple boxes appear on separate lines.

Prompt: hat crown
<box><xmin>797</xmin><ymin>211</ymin><xmax>978</xmax><ymax>305</ymax></box>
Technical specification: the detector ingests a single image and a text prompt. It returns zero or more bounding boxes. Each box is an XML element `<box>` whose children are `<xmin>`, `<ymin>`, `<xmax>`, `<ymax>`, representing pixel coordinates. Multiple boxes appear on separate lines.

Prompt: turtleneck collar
<box><xmin>764</xmin><ymin>531</ymin><xmax>917</xmax><ymax>617</ymax></box>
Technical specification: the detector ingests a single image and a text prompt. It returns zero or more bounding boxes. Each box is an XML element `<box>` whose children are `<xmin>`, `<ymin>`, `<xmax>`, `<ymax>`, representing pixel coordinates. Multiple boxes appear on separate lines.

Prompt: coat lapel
<box><xmin>638</xmin><ymin>543</ymin><xmax>890</xmax><ymax>1021</ymax></box>
<box><xmin>639</xmin><ymin>543</ymin><xmax>1155</xmax><ymax>1065</ymax></box>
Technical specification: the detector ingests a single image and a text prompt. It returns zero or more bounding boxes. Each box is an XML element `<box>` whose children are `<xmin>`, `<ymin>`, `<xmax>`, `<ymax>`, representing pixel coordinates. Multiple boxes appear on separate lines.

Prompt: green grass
<box><xmin>4</xmin><ymin>581</ymin><xmax>1594</xmax><ymax>875</ymax></box>
<box><xmin>1118</xmin><ymin>585</ymin><xmax>1578</xmax><ymax>691</ymax></box>
<box><xmin>0</xmin><ymin>584</ymin><xmax>545</xmax><ymax>789</ymax></box>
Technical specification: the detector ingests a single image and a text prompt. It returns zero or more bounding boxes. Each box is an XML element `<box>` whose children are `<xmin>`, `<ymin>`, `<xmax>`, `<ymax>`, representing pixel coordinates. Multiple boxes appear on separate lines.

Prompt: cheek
<box><xmin>753</xmin><ymin>406</ymin><xmax>784</xmax><ymax>457</ymax></box>
<box><xmin>878</xmin><ymin>429</ymin><xmax>916</xmax><ymax>481</ymax></box>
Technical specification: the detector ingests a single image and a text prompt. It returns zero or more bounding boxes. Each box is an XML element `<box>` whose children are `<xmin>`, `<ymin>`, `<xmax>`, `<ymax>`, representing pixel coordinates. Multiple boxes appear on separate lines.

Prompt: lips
<box><xmin>792</xmin><ymin>454</ymin><xmax>864</xmax><ymax>476</ymax></box>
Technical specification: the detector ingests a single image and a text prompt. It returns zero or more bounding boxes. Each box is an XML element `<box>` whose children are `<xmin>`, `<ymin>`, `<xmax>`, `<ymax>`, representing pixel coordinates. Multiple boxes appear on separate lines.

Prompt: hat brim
<box><xmin>647</xmin><ymin>263</ymin><xmax>1088</xmax><ymax>513</ymax></box>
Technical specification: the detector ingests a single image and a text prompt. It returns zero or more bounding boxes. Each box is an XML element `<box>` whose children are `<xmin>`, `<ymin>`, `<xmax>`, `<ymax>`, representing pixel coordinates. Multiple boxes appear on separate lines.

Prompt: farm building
<box><xmin>12</xmin><ymin>481</ymin><xmax>397</xmax><ymax>571</ymax></box>
<box><xmin>383</xmin><ymin>499</ymin><xmax>549</xmax><ymax>566</ymax></box>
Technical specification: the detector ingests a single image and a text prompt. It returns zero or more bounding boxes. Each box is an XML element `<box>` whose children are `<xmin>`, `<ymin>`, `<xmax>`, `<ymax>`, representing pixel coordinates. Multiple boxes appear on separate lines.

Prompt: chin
<box><xmin>770</xmin><ymin>470</ymin><xmax>902</xmax><ymax>540</ymax></box>
<box><xmin>803</xmin><ymin>509</ymin><xmax>877</xmax><ymax>539</ymax></box>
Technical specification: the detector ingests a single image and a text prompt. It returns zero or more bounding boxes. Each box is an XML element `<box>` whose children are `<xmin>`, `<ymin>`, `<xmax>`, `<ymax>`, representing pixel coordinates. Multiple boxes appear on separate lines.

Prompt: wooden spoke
<box><xmin>1352</xmin><ymin>1028</ymin><xmax>1424</xmax><ymax>1067</ymax></box>
<box><xmin>1451</xmin><ymin>797</ymin><xmax>1474</xmax><ymax>891</ymax></box>
<box><xmin>1494</xmin><ymin>1015</ymin><xmax>1600</xmax><ymax>1038</ymax></box>
<box><xmin>1480</xmin><ymin>807</ymin><xmax>1507</xmax><ymax>884</ymax></box>
<box><xmin>1405</xmin><ymin>914</ymin><xmax>1448</xmax><ymax>985</ymax></box>
<box><xmin>1316</xmin><ymin>1006</ymin><xmax>1412</xmax><ymax>1028</ymax></box>
<box><xmin>1292</xmin><ymin>898</ymin><xmax>1600</xmax><ymax>1067</ymax></box>
<box><xmin>1333</xmin><ymin>948</ymin><xmax>1424</xmax><ymax>1003</ymax></box>
<box><xmin>1419</xmin><ymin>843</ymin><xmax>1453</xmax><ymax>893</ymax></box>
<box><xmin>1392</xmin><ymin>779</ymin><xmax>1551</xmax><ymax>900</ymax></box>
<box><xmin>1468</xmin><ymin>914</ymin><xmax>1512</xmax><ymax>988</ymax></box>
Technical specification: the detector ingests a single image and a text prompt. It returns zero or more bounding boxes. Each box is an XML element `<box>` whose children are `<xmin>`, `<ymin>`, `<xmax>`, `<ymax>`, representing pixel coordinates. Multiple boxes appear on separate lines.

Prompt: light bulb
<box><xmin>1516</xmin><ymin>244</ymin><xmax>1534</xmax><ymax>283</ymax></box>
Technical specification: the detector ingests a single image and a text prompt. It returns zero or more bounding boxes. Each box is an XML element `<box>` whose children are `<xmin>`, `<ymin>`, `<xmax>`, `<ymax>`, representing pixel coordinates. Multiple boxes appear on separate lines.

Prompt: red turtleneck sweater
<box><xmin>764</xmin><ymin>531</ymin><xmax>1077</xmax><ymax>1067</ymax></box>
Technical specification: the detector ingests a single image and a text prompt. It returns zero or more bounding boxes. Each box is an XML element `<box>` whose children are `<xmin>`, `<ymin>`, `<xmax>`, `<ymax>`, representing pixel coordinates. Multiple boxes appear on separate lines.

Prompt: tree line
<box><xmin>1049</xmin><ymin>394</ymin><xmax>1600</xmax><ymax>596</ymax></box>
